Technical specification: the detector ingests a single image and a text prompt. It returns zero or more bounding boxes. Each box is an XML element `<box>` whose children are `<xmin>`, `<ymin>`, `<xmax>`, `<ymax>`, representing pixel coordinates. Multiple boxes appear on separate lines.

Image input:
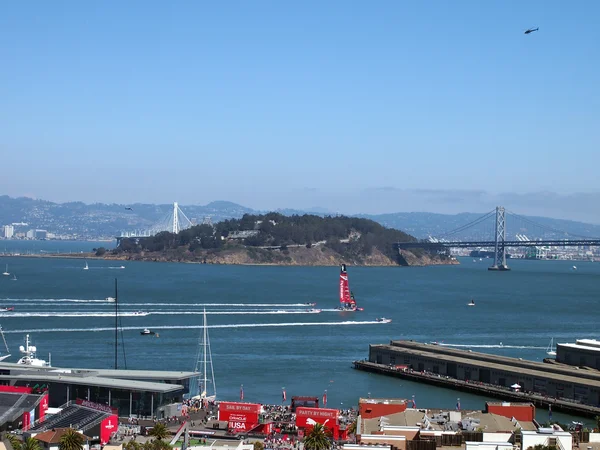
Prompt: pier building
<box><xmin>0</xmin><ymin>361</ymin><xmax>197</xmax><ymax>417</ymax></box>
<box><xmin>556</xmin><ymin>339</ymin><xmax>600</xmax><ymax>370</ymax></box>
<box><xmin>360</xmin><ymin>340</ymin><xmax>600</xmax><ymax>410</ymax></box>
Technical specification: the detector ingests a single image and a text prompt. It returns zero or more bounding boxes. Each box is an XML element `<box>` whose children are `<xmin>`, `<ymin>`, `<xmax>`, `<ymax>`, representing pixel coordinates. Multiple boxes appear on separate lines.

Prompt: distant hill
<box><xmin>1</xmin><ymin>195</ymin><xmax>599</xmax><ymax>241</ymax></box>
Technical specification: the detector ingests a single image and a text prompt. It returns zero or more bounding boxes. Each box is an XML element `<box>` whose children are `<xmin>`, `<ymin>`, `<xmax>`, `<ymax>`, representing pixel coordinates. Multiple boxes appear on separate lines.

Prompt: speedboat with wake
<box><xmin>141</xmin><ymin>328</ymin><xmax>155</xmax><ymax>335</ymax></box>
<box><xmin>306</xmin><ymin>308</ymin><xmax>322</xmax><ymax>313</ymax></box>
<box><xmin>0</xmin><ymin>307</ymin><xmax>14</xmax><ymax>312</ymax></box>
<box><xmin>376</xmin><ymin>317</ymin><xmax>392</xmax><ymax>323</ymax></box>
<box><xmin>337</xmin><ymin>264</ymin><xmax>364</xmax><ymax>312</ymax></box>
<box><xmin>304</xmin><ymin>302</ymin><xmax>317</xmax><ymax>307</ymax></box>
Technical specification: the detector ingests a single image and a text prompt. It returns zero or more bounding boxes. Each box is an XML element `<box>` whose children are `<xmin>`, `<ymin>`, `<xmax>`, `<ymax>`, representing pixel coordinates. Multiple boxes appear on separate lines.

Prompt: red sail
<box><xmin>339</xmin><ymin>264</ymin><xmax>353</xmax><ymax>305</ymax></box>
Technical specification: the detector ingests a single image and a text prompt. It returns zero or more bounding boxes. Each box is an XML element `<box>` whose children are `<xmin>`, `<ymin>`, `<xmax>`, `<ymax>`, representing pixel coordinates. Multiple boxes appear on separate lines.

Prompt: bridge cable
<box><xmin>506</xmin><ymin>210</ymin><xmax>599</xmax><ymax>240</ymax></box>
<box><xmin>435</xmin><ymin>210</ymin><xmax>496</xmax><ymax>239</ymax></box>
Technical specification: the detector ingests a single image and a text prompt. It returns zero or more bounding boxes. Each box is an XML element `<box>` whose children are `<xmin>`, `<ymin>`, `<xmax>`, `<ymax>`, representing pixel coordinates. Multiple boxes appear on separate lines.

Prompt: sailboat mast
<box><xmin>203</xmin><ymin>308</ymin><xmax>207</xmax><ymax>396</ymax></box>
<box><xmin>115</xmin><ymin>278</ymin><xmax>118</xmax><ymax>370</ymax></box>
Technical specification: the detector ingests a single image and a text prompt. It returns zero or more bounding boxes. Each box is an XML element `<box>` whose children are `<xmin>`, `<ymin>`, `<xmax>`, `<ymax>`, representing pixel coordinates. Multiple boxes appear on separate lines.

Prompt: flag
<box><xmin>240</xmin><ymin>385</ymin><xmax>244</xmax><ymax>401</ymax></box>
<box><xmin>456</xmin><ymin>400</ymin><xmax>461</xmax><ymax>411</ymax></box>
<box><xmin>323</xmin><ymin>390</ymin><xmax>327</xmax><ymax>406</ymax></box>
<box><xmin>282</xmin><ymin>388</ymin><xmax>287</xmax><ymax>402</ymax></box>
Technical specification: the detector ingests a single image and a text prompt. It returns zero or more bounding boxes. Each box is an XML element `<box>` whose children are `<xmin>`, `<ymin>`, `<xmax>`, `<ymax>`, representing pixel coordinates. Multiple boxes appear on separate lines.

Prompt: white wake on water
<box><xmin>2</xmin><ymin>320</ymin><xmax>388</xmax><ymax>334</ymax></box>
<box><xmin>2</xmin><ymin>298</ymin><xmax>321</xmax><ymax>307</ymax></box>
<box><xmin>0</xmin><ymin>309</ymin><xmax>327</xmax><ymax>318</ymax></box>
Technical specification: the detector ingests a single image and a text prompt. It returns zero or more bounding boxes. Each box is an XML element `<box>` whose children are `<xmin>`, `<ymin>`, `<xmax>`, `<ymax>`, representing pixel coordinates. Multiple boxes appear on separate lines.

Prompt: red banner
<box><xmin>76</xmin><ymin>398</ymin><xmax>117</xmax><ymax>414</ymax></box>
<box><xmin>218</xmin><ymin>402</ymin><xmax>261</xmax><ymax>433</ymax></box>
<box><xmin>100</xmin><ymin>415</ymin><xmax>118</xmax><ymax>444</ymax></box>
<box><xmin>0</xmin><ymin>386</ymin><xmax>33</xmax><ymax>394</ymax></box>
<box><xmin>22</xmin><ymin>411</ymin><xmax>30</xmax><ymax>431</ymax></box>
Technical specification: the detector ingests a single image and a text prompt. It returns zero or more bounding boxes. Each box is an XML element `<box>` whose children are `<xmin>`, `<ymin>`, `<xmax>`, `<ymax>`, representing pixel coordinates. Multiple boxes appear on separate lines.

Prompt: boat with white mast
<box><xmin>2</xmin><ymin>265</ymin><xmax>9</xmax><ymax>276</ymax></box>
<box><xmin>546</xmin><ymin>338</ymin><xmax>557</xmax><ymax>356</ymax></box>
<box><xmin>0</xmin><ymin>326</ymin><xmax>11</xmax><ymax>362</ymax></box>
<box><xmin>17</xmin><ymin>334</ymin><xmax>50</xmax><ymax>367</ymax></box>
<box><xmin>192</xmin><ymin>308</ymin><xmax>216</xmax><ymax>401</ymax></box>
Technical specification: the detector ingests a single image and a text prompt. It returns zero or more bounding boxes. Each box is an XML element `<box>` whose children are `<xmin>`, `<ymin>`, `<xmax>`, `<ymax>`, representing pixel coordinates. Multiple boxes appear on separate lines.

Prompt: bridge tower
<box><xmin>172</xmin><ymin>202</ymin><xmax>180</xmax><ymax>234</ymax></box>
<box><xmin>488</xmin><ymin>206</ymin><xmax>510</xmax><ymax>271</ymax></box>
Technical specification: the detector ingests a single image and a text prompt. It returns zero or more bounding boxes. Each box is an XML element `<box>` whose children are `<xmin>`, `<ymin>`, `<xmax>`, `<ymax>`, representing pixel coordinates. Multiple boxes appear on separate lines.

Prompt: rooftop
<box><xmin>558</xmin><ymin>341</ymin><xmax>600</xmax><ymax>353</ymax></box>
<box><xmin>379</xmin><ymin>342</ymin><xmax>600</xmax><ymax>388</ymax></box>
<box><xmin>33</xmin><ymin>428</ymin><xmax>91</xmax><ymax>444</ymax></box>
<box><xmin>359</xmin><ymin>398</ymin><xmax>407</xmax><ymax>405</ymax></box>
<box><xmin>0</xmin><ymin>361</ymin><xmax>197</xmax><ymax>381</ymax></box>
<box><xmin>0</xmin><ymin>373</ymin><xmax>184</xmax><ymax>393</ymax></box>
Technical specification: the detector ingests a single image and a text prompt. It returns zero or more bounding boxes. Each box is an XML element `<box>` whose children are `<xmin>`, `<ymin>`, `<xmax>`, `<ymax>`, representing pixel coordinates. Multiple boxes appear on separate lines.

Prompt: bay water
<box><xmin>0</xmin><ymin>242</ymin><xmax>598</xmax><ymax>426</ymax></box>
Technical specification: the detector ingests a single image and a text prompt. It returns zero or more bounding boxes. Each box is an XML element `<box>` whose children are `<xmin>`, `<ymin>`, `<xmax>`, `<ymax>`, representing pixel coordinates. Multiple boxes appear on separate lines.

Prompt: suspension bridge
<box><xmin>395</xmin><ymin>207</ymin><xmax>600</xmax><ymax>271</ymax></box>
<box><xmin>116</xmin><ymin>202</ymin><xmax>212</xmax><ymax>244</ymax></box>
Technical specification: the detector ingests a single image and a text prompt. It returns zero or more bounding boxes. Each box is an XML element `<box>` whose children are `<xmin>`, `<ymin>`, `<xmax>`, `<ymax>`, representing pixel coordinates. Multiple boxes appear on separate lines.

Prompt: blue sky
<box><xmin>1</xmin><ymin>1</ymin><xmax>599</xmax><ymax>217</ymax></box>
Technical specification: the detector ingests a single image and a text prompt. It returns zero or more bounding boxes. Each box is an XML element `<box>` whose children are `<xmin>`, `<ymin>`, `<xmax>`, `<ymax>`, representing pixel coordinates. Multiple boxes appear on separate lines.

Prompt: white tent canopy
<box><xmin>511</xmin><ymin>383</ymin><xmax>521</xmax><ymax>389</ymax></box>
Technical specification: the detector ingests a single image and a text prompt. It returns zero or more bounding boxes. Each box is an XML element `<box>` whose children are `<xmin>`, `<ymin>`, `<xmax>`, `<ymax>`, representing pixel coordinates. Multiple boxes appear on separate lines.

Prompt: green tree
<box><xmin>21</xmin><ymin>438</ymin><xmax>42</xmax><ymax>450</ymax></box>
<box><xmin>148</xmin><ymin>423</ymin><xmax>169</xmax><ymax>440</ymax></box>
<box><xmin>124</xmin><ymin>442</ymin><xmax>141</xmax><ymax>450</ymax></box>
<box><xmin>347</xmin><ymin>420</ymin><xmax>357</xmax><ymax>435</ymax></box>
<box><xmin>7</xmin><ymin>434</ymin><xmax>23</xmax><ymax>450</ymax></box>
<box><xmin>95</xmin><ymin>247</ymin><xmax>107</xmax><ymax>256</ymax></box>
<box><xmin>303</xmin><ymin>423</ymin><xmax>331</xmax><ymax>450</ymax></box>
<box><xmin>253</xmin><ymin>442</ymin><xmax>265</xmax><ymax>450</ymax></box>
<box><xmin>152</xmin><ymin>440</ymin><xmax>172</xmax><ymax>450</ymax></box>
<box><xmin>58</xmin><ymin>428</ymin><xmax>84</xmax><ymax>450</ymax></box>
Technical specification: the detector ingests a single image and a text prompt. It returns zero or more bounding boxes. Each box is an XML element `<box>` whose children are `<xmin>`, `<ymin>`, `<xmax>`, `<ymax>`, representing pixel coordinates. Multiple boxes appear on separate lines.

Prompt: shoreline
<box><xmin>1</xmin><ymin>252</ymin><xmax>456</xmax><ymax>267</ymax></box>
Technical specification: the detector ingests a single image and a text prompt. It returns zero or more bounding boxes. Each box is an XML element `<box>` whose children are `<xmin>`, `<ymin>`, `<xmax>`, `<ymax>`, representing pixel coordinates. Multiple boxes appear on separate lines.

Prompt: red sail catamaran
<box><xmin>338</xmin><ymin>264</ymin><xmax>364</xmax><ymax>311</ymax></box>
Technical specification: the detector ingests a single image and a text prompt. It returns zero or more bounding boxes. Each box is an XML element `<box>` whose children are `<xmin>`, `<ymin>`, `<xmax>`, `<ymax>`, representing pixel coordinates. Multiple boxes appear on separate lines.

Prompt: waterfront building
<box><xmin>0</xmin><ymin>361</ymin><xmax>197</xmax><ymax>417</ymax></box>
<box><xmin>556</xmin><ymin>339</ymin><xmax>600</xmax><ymax>369</ymax></box>
<box><xmin>364</xmin><ymin>340</ymin><xmax>600</xmax><ymax>407</ymax></box>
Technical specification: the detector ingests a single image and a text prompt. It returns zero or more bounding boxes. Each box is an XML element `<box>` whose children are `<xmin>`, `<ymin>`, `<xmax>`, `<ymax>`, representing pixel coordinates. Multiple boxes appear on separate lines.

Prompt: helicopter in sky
<box><xmin>524</xmin><ymin>27</ymin><xmax>539</xmax><ymax>34</ymax></box>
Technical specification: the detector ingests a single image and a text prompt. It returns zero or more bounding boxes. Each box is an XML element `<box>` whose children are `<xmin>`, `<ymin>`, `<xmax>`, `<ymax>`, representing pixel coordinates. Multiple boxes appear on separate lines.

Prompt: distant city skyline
<box><xmin>1</xmin><ymin>2</ymin><xmax>599</xmax><ymax>221</ymax></box>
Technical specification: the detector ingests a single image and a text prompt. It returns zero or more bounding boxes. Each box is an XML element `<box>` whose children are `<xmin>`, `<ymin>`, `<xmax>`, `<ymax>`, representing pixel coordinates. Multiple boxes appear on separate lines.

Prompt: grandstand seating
<box><xmin>30</xmin><ymin>405</ymin><xmax>108</xmax><ymax>433</ymax></box>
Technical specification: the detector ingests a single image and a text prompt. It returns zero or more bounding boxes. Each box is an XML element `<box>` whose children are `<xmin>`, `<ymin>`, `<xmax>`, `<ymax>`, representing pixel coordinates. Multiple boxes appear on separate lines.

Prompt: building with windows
<box><xmin>0</xmin><ymin>362</ymin><xmax>197</xmax><ymax>418</ymax></box>
<box><xmin>1</xmin><ymin>225</ymin><xmax>14</xmax><ymax>239</ymax></box>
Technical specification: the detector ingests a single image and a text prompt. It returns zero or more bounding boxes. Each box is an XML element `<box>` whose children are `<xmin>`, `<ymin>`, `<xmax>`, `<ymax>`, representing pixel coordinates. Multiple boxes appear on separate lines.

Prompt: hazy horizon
<box><xmin>4</xmin><ymin>189</ymin><xmax>600</xmax><ymax>225</ymax></box>
<box><xmin>2</xmin><ymin>2</ymin><xmax>599</xmax><ymax>223</ymax></box>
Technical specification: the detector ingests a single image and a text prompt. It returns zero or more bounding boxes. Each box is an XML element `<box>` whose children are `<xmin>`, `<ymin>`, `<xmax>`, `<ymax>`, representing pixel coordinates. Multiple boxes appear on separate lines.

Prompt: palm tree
<box><xmin>7</xmin><ymin>434</ymin><xmax>23</xmax><ymax>450</ymax></box>
<box><xmin>303</xmin><ymin>423</ymin><xmax>331</xmax><ymax>450</ymax></box>
<box><xmin>21</xmin><ymin>438</ymin><xmax>42</xmax><ymax>450</ymax></box>
<box><xmin>148</xmin><ymin>423</ymin><xmax>169</xmax><ymax>440</ymax></box>
<box><xmin>59</xmin><ymin>428</ymin><xmax>84</xmax><ymax>450</ymax></box>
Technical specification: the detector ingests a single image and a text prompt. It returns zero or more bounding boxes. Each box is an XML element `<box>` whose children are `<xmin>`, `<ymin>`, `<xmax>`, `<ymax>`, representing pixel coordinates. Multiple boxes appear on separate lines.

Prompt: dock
<box><xmin>353</xmin><ymin>360</ymin><xmax>600</xmax><ymax>418</ymax></box>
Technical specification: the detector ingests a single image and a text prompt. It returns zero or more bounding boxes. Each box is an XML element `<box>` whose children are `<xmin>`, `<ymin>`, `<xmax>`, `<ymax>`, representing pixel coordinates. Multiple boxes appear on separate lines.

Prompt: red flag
<box><xmin>323</xmin><ymin>390</ymin><xmax>327</xmax><ymax>406</ymax></box>
<box><xmin>282</xmin><ymin>388</ymin><xmax>287</xmax><ymax>401</ymax></box>
<box><xmin>240</xmin><ymin>385</ymin><xmax>244</xmax><ymax>401</ymax></box>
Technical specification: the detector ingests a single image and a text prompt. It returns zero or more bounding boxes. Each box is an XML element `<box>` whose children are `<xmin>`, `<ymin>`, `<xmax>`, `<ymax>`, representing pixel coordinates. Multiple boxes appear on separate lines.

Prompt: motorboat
<box><xmin>17</xmin><ymin>334</ymin><xmax>50</xmax><ymax>367</ymax></box>
<box><xmin>105</xmin><ymin>297</ymin><xmax>116</xmax><ymax>302</ymax></box>
<box><xmin>132</xmin><ymin>311</ymin><xmax>148</xmax><ymax>316</ymax></box>
<box><xmin>467</xmin><ymin>299</ymin><xmax>476</xmax><ymax>307</ymax></box>
<box><xmin>304</xmin><ymin>302</ymin><xmax>317</xmax><ymax>307</ymax></box>
<box><xmin>572</xmin><ymin>265</ymin><xmax>577</xmax><ymax>270</ymax></box>
<box><xmin>376</xmin><ymin>317</ymin><xmax>392</xmax><ymax>323</ymax></box>
<box><xmin>140</xmin><ymin>328</ymin><xmax>155</xmax><ymax>336</ymax></box>
<box><xmin>120</xmin><ymin>265</ymin><xmax>125</xmax><ymax>269</ymax></box>
<box><xmin>0</xmin><ymin>307</ymin><xmax>14</xmax><ymax>312</ymax></box>
<box><xmin>306</xmin><ymin>308</ymin><xmax>322</xmax><ymax>313</ymax></box>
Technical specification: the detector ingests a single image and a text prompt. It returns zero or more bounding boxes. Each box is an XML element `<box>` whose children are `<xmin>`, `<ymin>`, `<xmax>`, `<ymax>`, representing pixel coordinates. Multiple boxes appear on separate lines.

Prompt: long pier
<box><xmin>353</xmin><ymin>360</ymin><xmax>600</xmax><ymax>418</ymax></box>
